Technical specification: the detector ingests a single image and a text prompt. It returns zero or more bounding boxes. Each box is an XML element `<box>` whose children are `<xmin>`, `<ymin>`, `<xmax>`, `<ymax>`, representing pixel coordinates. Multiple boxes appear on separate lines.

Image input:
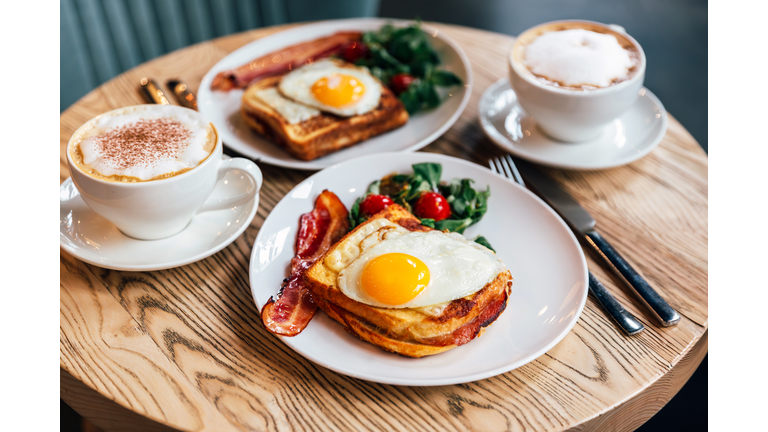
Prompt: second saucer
<box><xmin>60</xmin><ymin>162</ymin><xmax>259</xmax><ymax>272</ymax></box>
<box><xmin>479</xmin><ymin>78</ymin><xmax>668</xmax><ymax>170</ymax></box>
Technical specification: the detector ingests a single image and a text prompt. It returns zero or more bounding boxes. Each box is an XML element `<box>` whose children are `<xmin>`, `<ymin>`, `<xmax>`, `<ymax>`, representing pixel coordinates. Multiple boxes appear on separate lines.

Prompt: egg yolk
<box><xmin>361</xmin><ymin>253</ymin><xmax>430</xmax><ymax>305</ymax></box>
<box><xmin>311</xmin><ymin>74</ymin><xmax>366</xmax><ymax>107</ymax></box>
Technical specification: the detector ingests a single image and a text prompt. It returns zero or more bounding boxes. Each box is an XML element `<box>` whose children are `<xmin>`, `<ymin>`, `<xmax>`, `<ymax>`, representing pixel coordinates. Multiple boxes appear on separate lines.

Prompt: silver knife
<box><xmin>512</xmin><ymin>157</ymin><xmax>680</xmax><ymax>327</ymax></box>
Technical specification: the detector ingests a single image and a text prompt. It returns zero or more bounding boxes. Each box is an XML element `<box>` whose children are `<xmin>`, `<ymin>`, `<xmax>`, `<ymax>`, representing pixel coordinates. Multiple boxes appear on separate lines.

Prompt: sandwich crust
<box><xmin>303</xmin><ymin>205</ymin><xmax>513</xmax><ymax>358</ymax></box>
<box><xmin>241</xmin><ymin>75</ymin><xmax>409</xmax><ymax>161</ymax></box>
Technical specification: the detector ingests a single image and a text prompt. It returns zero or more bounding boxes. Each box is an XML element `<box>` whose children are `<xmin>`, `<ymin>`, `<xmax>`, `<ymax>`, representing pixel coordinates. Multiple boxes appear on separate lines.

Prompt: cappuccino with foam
<box><xmin>69</xmin><ymin>105</ymin><xmax>217</xmax><ymax>182</ymax></box>
<box><xmin>66</xmin><ymin>104</ymin><xmax>262</xmax><ymax>240</ymax></box>
<box><xmin>513</xmin><ymin>22</ymin><xmax>641</xmax><ymax>91</ymax></box>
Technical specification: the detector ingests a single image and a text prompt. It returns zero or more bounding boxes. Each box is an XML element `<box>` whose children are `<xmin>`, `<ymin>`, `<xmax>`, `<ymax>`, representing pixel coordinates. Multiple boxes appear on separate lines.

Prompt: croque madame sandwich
<box><xmin>241</xmin><ymin>59</ymin><xmax>409</xmax><ymax>161</ymax></box>
<box><xmin>303</xmin><ymin>204</ymin><xmax>513</xmax><ymax>358</ymax></box>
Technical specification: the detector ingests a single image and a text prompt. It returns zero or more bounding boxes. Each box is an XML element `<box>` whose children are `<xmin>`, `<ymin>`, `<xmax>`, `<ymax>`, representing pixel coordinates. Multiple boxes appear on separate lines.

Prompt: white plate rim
<box><xmin>198</xmin><ymin>18</ymin><xmax>473</xmax><ymax>170</ymax></box>
<box><xmin>248</xmin><ymin>152</ymin><xmax>589</xmax><ymax>386</ymax></box>
<box><xmin>59</xmin><ymin>180</ymin><xmax>259</xmax><ymax>272</ymax></box>
<box><xmin>479</xmin><ymin>78</ymin><xmax>668</xmax><ymax>170</ymax></box>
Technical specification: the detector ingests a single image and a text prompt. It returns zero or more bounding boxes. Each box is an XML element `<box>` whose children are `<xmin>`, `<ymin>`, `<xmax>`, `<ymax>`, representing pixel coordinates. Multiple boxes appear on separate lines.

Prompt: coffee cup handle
<box><xmin>195</xmin><ymin>157</ymin><xmax>263</xmax><ymax>214</ymax></box>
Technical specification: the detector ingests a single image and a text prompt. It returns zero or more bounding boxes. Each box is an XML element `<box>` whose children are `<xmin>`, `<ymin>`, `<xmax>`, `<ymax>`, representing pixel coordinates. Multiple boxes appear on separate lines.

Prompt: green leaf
<box><xmin>419</xmin><ymin>218</ymin><xmax>435</xmax><ymax>228</ymax></box>
<box><xmin>451</xmin><ymin>197</ymin><xmax>467</xmax><ymax>217</ymax></box>
<box><xmin>362</xmin><ymin>31</ymin><xmax>379</xmax><ymax>45</ymax></box>
<box><xmin>430</xmin><ymin>69</ymin><xmax>463</xmax><ymax>87</ymax></box>
<box><xmin>422</xmin><ymin>62</ymin><xmax>434</xmax><ymax>81</ymax></box>
<box><xmin>442</xmin><ymin>178</ymin><xmax>462</xmax><ymax>197</ymax></box>
<box><xmin>395</xmin><ymin>63</ymin><xmax>411</xmax><ymax>74</ymax></box>
<box><xmin>427</xmin><ymin>86</ymin><xmax>441</xmax><ymax>109</ymax></box>
<box><xmin>434</xmin><ymin>218</ymin><xmax>473</xmax><ymax>234</ymax></box>
<box><xmin>460</xmin><ymin>180</ymin><xmax>477</xmax><ymax>211</ymax></box>
<box><xmin>412</xmin><ymin>163</ymin><xmax>441</xmax><ymax>190</ymax></box>
<box><xmin>348</xmin><ymin>196</ymin><xmax>364</xmax><ymax>229</ymax></box>
<box><xmin>367</xmin><ymin>180</ymin><xmax>381</xmax><ymax>195</ymax></box>
<box><xmin>398</xmin><ymin>84</ymin><xmax>421</xmax><ymax>114</ymax></box>
<box><xmin>367</xmin><ymin>41</ymin><xmax>403</xmax><ymax>68</ymax></box>
<box><xmin>418</xmin><ymin>80</ymin><xmax>441</xmax><ymax>109</ymax></box>
<box><xmin>473</xmin><ymin>236</ymin><xmax>495</xmax><ymax>252</ymax></box>
<box><xmin>404</xmin><ymin>179</ymin><xmax>431</xmax><ymax>201</ymax></box>
<box><xmin>391</xmin><ymin>174</ymin><xmax>410</xmax><ymax>183</ymax></box>
<box><xmin>472</xmin><ymin>186</ymin><xmax>490</xmax><ymax>223</ymax></box>
<box><xmin>378</xmin><ymin>24</ymin><xmax>395</xmax><ymax>43</ymax></box>
<box><xmin>389</xmin><ymin>31</ymin><xmax>420</xmax><ymax>62</ymax></box>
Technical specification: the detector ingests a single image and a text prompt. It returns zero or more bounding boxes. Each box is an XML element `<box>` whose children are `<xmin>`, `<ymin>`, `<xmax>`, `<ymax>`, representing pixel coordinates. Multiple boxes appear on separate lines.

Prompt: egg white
<box><xmin>278</xmin><ymin>59</ymin><xmax>382</xmax><ymax>117</ymax></box>
<box><xmin>252</xmin><ymin>87</ymin><xmax>320</xmax><ymax>124</ymax></box>
<box><xmin>337</xmin><ymin>229</ymin><xmax>506</xmax><ymax>309</ymax></box>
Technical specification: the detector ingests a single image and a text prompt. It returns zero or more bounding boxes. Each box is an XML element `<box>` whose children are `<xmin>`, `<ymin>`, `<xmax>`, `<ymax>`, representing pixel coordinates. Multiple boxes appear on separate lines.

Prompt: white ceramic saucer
<box><xmin>479</xmin><ymin>78</ymin><xmax>668</xmax><ymax>170</ymax></box>
<box><xmin>60</xmin><ymin>157</ymin><xmax>259</xmax><ymax>271</ymax></box>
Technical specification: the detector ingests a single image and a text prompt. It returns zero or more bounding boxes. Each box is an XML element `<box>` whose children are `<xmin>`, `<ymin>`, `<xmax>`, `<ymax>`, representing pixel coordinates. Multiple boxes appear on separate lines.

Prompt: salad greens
<box><xmin>349</xmin><ymin>163</ymin><xmax>494</xmax><ymax>251</ymax></box>
<box><xmin>355</xmin><ymin>21</ymin><xmax>463</xmax><ymax>114</ymax></box>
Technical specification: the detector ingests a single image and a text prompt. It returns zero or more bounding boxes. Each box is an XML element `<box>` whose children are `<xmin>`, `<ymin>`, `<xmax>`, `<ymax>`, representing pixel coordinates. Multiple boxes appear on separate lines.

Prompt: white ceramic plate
<box><xmin>60</xmin><ymin>157</ymin><xmax>258</xmax><ymax>271</ymax></box>
<box><xmin>249</xmin><ymin>152</ymin><xmax>588</xmax><ymax>386</ymax></box>
<box><xmin>198</xmin><ymin>18</ymin><xmax>472</xmax><ymax>170</ymax></box>
<box><xmin>479</xmin><ymin>79</ymin><xmax>668</xmax><ymax>170</ymax></box>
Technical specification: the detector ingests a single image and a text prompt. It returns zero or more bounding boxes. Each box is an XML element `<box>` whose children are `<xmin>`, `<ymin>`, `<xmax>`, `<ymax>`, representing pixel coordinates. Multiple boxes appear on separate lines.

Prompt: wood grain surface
<box><xmin>60</xmin><ymin>23</ymin><xmax>708</xmax><ymax>432</ymax></box>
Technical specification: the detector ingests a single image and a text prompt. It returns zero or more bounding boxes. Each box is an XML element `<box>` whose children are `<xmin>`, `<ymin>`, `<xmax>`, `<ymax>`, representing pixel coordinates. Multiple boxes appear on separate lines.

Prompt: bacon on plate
<box><xmin>260</xmin><ymin>190</ymin><xmax>349</xmax><ymax>336</ymax></box>
<box><xmin>211</xmin><ymin>31</ymin><xmax>362</xmax><ymax>91</ymax></box>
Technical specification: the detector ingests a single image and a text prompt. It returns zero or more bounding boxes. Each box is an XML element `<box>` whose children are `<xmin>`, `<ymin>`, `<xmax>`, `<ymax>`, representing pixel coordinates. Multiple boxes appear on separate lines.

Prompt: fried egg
<box><xmin>327</xmin><ymin>219</ymin><xmax>506</xmax><ymax>309</ymax></box>
<box><xmin>278</xmin><ymin>59</ymin><xmax>382</xmax><ymax>117</ymax></box>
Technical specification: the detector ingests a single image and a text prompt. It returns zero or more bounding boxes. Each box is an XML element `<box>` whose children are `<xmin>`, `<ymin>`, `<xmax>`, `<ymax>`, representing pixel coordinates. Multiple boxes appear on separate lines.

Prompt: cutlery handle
<box><xmin>585</xmin><ymin>230</ymin><xmax>680</xmax><ymax>326</ymax></box>
<box><xmin>588</xmin><ymin>272</ymin><xmax>644</xmax><ymax>335</ymax></box>
<box><xmin>167</xmin><ymin>79</ymin><xmax>198</xmax><ymax>110</ymax></box>
<box><xmin>140</xmin><ymin>77</ymin><xmax>170</xmax><ymax>105</ymax></box>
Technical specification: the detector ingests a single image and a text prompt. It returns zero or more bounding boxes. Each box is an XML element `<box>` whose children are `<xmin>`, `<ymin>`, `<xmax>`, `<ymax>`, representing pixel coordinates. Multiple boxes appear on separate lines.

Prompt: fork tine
<box><xmin>488</xmin><ymin>158</ymin><xmax>499</xmax><ymax>174</ymax></box>
<box><xmin>490</xmin><ymin>158</ymin><xmax>504</xmax><ymax>177</ymax></box>
<box><xmin>503</xmin><ymin>154</ymin><xmax>526</xmax><ymax>188</ymax></box>
<box><xmin>498</xmin><ymin>155</ymin><xmax>516</xmax><ymax>183</ymax></box>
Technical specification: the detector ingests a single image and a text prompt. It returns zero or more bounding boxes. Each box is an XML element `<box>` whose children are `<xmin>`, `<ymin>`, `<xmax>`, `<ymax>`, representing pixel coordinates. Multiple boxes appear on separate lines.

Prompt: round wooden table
<box><xmin>60</xmin><ymin>23</ymin><xmax>708</xmax><ymax>432</ymax></box>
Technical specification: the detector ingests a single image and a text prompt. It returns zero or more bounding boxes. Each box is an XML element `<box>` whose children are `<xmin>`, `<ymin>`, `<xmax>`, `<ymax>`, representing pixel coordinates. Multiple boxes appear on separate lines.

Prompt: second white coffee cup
<box><xmin>66</xmin><ymin>105</ymin><xmax>262</xmax><ymax>240</ymax></box>
<box><xmin>508</xmin><ymin>20</ymin><xmax>646</xmax><ymax>142</ymax></box>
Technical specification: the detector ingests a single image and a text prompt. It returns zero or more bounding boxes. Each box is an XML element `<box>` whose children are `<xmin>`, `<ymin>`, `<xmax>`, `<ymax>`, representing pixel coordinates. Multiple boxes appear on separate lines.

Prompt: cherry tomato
<box><xmin>389</xmin><ymin>73</ymin><xmax>416</xmax><ymax>95</ymax></box>
<box><xmin>360</xmin><ymin>194</ymin><xmax>394</xmax><ymax>216</ymax></box>
<box><xmin>343</xmin><ymin>42</ymin><xmax>369</xmax><ymax>63</ymax></box>
<box><xmin>413</xmin><ymin>192</ymin><xmax>451</xmax><ymax>221</ymax></box>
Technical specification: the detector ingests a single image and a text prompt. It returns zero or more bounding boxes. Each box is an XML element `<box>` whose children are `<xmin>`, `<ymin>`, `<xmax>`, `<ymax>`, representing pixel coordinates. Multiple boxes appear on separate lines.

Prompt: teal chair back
<box><xmin>61</xmin><ymin>0</ymin><xmax>381</xmax><ymax>111</ymax></box>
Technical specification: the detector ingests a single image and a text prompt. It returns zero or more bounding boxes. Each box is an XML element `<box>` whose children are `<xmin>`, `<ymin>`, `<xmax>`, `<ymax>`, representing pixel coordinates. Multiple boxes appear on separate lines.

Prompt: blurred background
<box><xmin>60</xmin><ymin>0</ymin><xmax>707</xmax><ymax>430</ymax></box>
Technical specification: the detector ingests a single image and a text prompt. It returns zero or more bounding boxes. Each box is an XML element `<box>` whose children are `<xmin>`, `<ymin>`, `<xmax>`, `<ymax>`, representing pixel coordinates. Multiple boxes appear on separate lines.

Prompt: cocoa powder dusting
<box><xmin>92</xmin><ymin>118</ymin><xmax>191</xmax><ymax>170</ymax></box>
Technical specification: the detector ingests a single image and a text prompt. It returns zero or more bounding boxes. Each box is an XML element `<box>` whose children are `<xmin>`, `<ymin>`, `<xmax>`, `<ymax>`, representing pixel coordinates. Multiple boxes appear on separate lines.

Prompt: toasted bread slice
<box><xmin>303</xmin><ymin>205</ymin><xmax>513</xmax><ymax>358</ymax></box>
<box><xmin>241</xmin><ymin>74</ymin><xmax>409</xmax><ymax>161</ymax></box>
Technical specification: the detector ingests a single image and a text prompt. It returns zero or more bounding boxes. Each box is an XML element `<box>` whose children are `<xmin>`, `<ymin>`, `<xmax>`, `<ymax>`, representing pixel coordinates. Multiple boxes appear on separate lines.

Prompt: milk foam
<box><xmin>77</xmin><ymin>106</ymin><xmax>213</xmax><ymax>181</ymax></box>
<box><xmin>524</xmin><ymin>29</ymin><xmax>634</xmax><ymax>88</ymax></box>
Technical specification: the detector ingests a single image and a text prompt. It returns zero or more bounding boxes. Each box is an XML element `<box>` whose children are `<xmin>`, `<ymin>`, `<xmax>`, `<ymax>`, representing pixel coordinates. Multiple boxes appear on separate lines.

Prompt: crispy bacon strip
<box><xmin>261</xmin><ymin>190</ymin><xmax>349</xmax><ymax>336</ymax></box>
<box><xmin>211</xmin><ymin>31</ymin><xmax>362</xmax><ymax>91</ymax></box>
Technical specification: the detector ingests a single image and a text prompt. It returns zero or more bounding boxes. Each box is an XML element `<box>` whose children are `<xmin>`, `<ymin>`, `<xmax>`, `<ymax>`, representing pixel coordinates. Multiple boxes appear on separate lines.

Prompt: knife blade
<box><xmin>512</xmin><ymin>156</ymin><xmax>680</xmax><ymax>327</ymax></box>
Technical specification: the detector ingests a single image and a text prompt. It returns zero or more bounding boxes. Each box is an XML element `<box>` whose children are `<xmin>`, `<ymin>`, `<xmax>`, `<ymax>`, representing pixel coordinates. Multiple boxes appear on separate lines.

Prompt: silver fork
<box><xmin>489</xmin><ymin>155</ymin><xmax>645</xmax><ymax>336</ymax></box>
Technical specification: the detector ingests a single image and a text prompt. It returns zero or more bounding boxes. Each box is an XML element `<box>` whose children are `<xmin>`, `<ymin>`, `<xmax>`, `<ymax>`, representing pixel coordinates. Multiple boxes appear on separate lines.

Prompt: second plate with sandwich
<box><xmin>199</xmin><ymin>18</ymin><xmax>472</xmax><ymax>170</ymax></box>
<box><xmin>249</xmin><ymin>152</ymin><xmax>588</xmax><ymax>386</ymax></box>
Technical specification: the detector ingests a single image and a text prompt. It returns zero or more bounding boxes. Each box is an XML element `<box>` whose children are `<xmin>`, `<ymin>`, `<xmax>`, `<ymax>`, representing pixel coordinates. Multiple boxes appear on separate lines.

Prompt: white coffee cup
<box><xmin>508</xmin><ymin>20</ymin><xmax>646</xmax><ymax>142</ymax></box>
<box><xmin>66</xmin><ymin>105</ymin><xmax>263</xmax><ymax>240</ymax></box>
